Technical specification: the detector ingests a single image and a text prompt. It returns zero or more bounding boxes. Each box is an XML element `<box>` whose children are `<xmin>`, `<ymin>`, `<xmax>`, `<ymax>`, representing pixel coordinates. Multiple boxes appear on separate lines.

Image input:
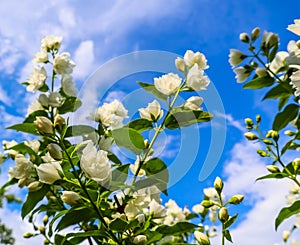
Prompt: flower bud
<box><xmin>43</xmin><ymin>215</ymin><xmax>49</xmax><ymax>225</ymax></box>
<box><xmin>251</xmin><ymin>27</ymin><xmax>261</xmax><ymax>41</ymax></box>
<box><xmin>214</xmin><ymin>176</ymin><xmax>223</xmax><ymax>194</ymax></box>
<box><xmin>239</xmin><ymin>33</ymin><xmax>250</xmax><ymax>43</ymax></box>
<box><xmin>201</xmin><ymin>200</ymin><xmax>215</xmax><ymax>208</ymax></box>
<box><xmin>39</xmin><ymin>226</ymin><xmax>45</xmax><ymax>234</ymax></box>
<box><xmin>218</xmin><ymin>207</ymin><xmax>229</xmax><ymax>222</ymax></box>
<box><xmin>255</xmin><ymin>67</ymin><xmax>268</xmax><ymax>77</ymax></box>
<box><xmin>292</xmin><ymin>158</ymin><xmax>300</xmax><ymax>171</ymax></box>
<box><xmin>257</xmin><ymin>150</ymin><xmax>268</xmax><ymax>157</ymax></box>
<box><xmin>44</xmin><ymin>238</ymin><xmax>50</xmax><ymax>244</ymax></box>
<box><xmin>263</xmin><ymin>139</ymin><xmax>273</xmax><ymax>145</ymax></box>
<box><xmin>28</xmin><ymin>181</ymin><xmax>43</xmax><ymax>192</ymax></box>
<box><xmin>34</xmin><ymin>116</ymin><xmax>54</xmax><ymax>135</ymax></box>
<box><xmin>227</xmin><ymin>194</ymin><xmax>244</xmax><ymax>204</ymax></box>
<box><xmin>282</xmin><ymin>230</ymin><xmax>290</xmax><ymax>242</ymax></box>
<box><xmin>284</xmin><ymin>130</ymin><xmax>295</xmax><ymax>136</ymax></box>
<box><xmin>175</xmin><ymin>57</ymin><xmax>186</xmax><ymax>73</ymax></box>
<box><xmin>296</xmin><ymin>40</ymin><xmax>300</xmax><ymax>49</ymax></box>
<box><xmin>244</xmin><ymin>132</ymin><xmax>258</xmax><ymax>141</ymax></box>
<box><xmin>23</xmin><ymin>232</ymin><xmax>34</xmax><ymax>238</ymax></box>
<box><xmin>250</xmin><ymin>61</ymin><xmax>258</xmax><ymax>68</ymax></box>
<box><xmin>266</xmin><ymin>130</ymin><xmax>279</xmax><ymax>141</ymax></box>
<box><xmin>266</xmin><ymin>165</ymin><xmax>280</xmax><ymax>173</ymax></box>
<box><xmin>194</xmin><ymin>231</ymin><xmax>211</xmax><ymax>245</ymax></box>
<box><xmin>133</xmin><ymin>235</ymin><xmax>147</xmax><ymax>245</ymax></box>
<box><xmin>47</xmin><ymin>143</ymin><xmax>63</xmax><ymax>160</ymax></box>
<box><xmin>61</xmin><ymin>191</ymin><xmax>81</xmax><ymax>206</ymax></box>
<box><xmin>244</xmin><ymin>118</ymin><xmax>254</xmax><ymax>128</ymax></box>
<box><xmin>54</xmin><ymin>115</ymin><xmax>65</xmax><ymax>132</ymax></box>
<box><xmin>256</xmin><ymin>115</ymin><xmax>261</xmax><ymax>123</ymax></box>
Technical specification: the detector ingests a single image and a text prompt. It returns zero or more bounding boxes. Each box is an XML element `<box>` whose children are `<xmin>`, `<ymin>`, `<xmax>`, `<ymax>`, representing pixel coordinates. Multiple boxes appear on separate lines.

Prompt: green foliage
<box><xmin>275</xmin><ymin>200</ymin><xmax>300</xmax><ymax>230</ymax></box>
<box><xmin>137</xmin><ymin>81</ymin><xmax>168</xmax><ymax>100</ymax></box>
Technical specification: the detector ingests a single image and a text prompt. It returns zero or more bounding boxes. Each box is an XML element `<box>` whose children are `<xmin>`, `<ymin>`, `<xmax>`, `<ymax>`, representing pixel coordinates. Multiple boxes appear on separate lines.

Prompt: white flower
<box><xmin>233</xmin><ymin>66</ymin><xmax>250</xmax><ymax>83</ymax></box>
<box><xmin>133</xmin><ymin>235</ymin><xmax>147</xmax><ymax>245</ymax></box>
<box><xmin>38</xmin><ymin>92</ymin><xmax>64</xmax><ymax>107</ymax></box>
<box><xmin>9</xmin><ymin>154</ymin><xmax>34</xmax><ymax>180</ymax></box>
<box><xmin>175</xmin><ymin>57</ymin><xmax>186</xmax><ymax>72</ymax></box>
<box><xmin>291</xmin><ymin>69</ymin><xmax>300</xmax><ymax>97</ymax></box>
<box><xmin>27</xmin><ymin>66</ymin><xmax>47</xmax><ymax>92</ymax></box>
<box><xmin>154</xmin><ymin>73</ymin><xmax>182</xmax><ymax>96</ymax></box>
<box><xmin>186</xmin><ymin>64</ymin><xmax>210</xmax><ymax>90</ymax></box>
<box><xmin>41</xmin><ymin>35</ymin><xmax>62</xmax><ymax>51</ymax></box>
<box><xmin>80</xmin><ymin>141</ymin><xmax>111</xmax><ymax>184</ymax></box>
<box><xmin>229</xmin><ymin>49</ymin><xmax>246</xmax><ymax>67</ymax></box>
<box><xmin>130</xmin><ymin>157</ymin><xmax>146</xmax><ymax>177</ymax></box>
<box><xmin>183</xmin><ymin>96</ymin><xmax>203</xmax><ymax>111</ymax></box>
<box><xmin>164</xmin><ymin>199</ymin><xmax>186</xmax><ymax>225</ymax></box>
<box><xmin>268</xmin><ymin>51</ymin><xmax>289</xmax><ymax>74</ymax></box>
<box><xmin>149</xmin><ymin>199</ymin><xmax>166</xmax><ymax>218</ymax></box>
<box><xmin>33</xmin><ymin>49</ymin><xmax>48</xmax><ymax>63</ymax></box>
<box><xmin>192</xmin><ymin>204</ymin><xmax>205</xmax><ymax>214</ymax></box>
<box><xmin>261</xmin><ymin>31</ymin><xmax>278</xmax><ymax>48</ymax></box>
<box><xmin>184</xmin><ymin>50</ymin><xmax>208</xmax><ymax>69</ymax></box>
<box><xmin>25</xmin><ymin>140</ymin><xmax>40</xmax><ymax>153</ymax></box>
<box><xmin>62</xmin><ymin>75</ymin><xmax>78</xmax><ymax>97</ymax></box>
<box><xmin>36</xmin><ymin>162</ymin><xmax>63</xmax><ymax>184</ymax></box>
<box><xmin>26</xmin><ymin>99</ymin><xmax>44</xmax><ymax>117</ymax></box>
<box><xmin>3</xmin><ymin>140</ymin><xmax>18</xmax><ymax>157</ymax></box>
<box><xmin>287</xmin><ymin>19</ymin><xmax>300</xmax><ymax>36</ymax></box>
<box><xmin>139</xmin><ymin>100</ymin><xmax>163</xmax><ymax>122</ymax></box>
<box><xmin>61</xmin><ymin>191</ymin><xmax>81</xmax><ymax>206</ymax></box>
<box><xmin>194</xmin><ymin>231</ymin><xmax>210</xmax><ymax>245</ymax></box>
<box><xmin>34</xmin><ymin>116</ymin><xmax>54</xmax><ymax>135</ymax></box>
<box><xmin>53</xmin><ymin>52</ymin><xmax>75</xmax><ymax>74</ymax></box>
<box><xmin>93</xmin><ymin>100</ymin><xmax>128</xmax><ymax>129</ymax></box>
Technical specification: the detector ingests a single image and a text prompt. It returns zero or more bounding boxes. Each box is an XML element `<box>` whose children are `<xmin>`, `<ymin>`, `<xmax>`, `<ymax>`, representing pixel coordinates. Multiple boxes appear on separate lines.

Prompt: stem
<box><xmin>222</xmin><ymin>223</ymin><xmax>225</xmax><ymax>245</ymax></box>
<box><xmin>59</xmin><ymin>139</ymin><xmax>120</xmax><ymax>244</ymax></box>
<box><xmin>131</xmin><ymin>85</ymin><xmax>183</xmax><ymax>184</ymax></box>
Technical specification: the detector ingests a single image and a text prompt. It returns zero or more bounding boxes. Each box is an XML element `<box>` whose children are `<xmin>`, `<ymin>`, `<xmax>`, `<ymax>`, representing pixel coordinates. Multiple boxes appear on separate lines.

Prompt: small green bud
<box><xmin>257</xmin><ymin>150</ymin><xmax>268</xmax><ymax>157</ymax></box>
<box><xmin>28</xmin><ymin>181</ymin><xmax>43</xmax><ymax>192</ymax></box>
<box><xmin>251</xmin><ymin>27</ymin><xmax>261</xmax><ymax>41</ymax></box>
<box><xmin>244</xmin><ymin>118</ymin><xmax>254</xmax><ymax>127</ymax></box>
<box><xmin>266</xmin><ymin>165</ymin><xmax>280</xmax><ymax>173</ymax></box>
<box><xmin>23</xmin><ymin>232</ymin><xmax>34</xmax><ymax>238</ymax></box>
<box><xmin>194</xmin><ymin>231</ymin><xmax>211</xmax><ymax>245</ymax></box>
<box><xmin>54</xmin><ymin>115</ymin><xmax>65</xmax><ymax>132</ymax></box>
<box><xmin>43</xmin><ymin>215</ymin><xmax>49</xmax><ymax>225</ymax></box>
<box><xmin>39</xmin><ymin>226</ymin><xmax>45</xmax><ymax>234</ymax></box>
<box><xmin>244</xmin><ymin>132</ymin><xmax>258</xmax><ymax>141</ymax></box>
<box><xmin>256</xmin><ymin>115</ymin><xmax>261</xmax><ymax>123</ymax></box>
<box><xmin>284</xmin><ymin>130</ymin><xmax>295</xmax><ymax>136</ymax></box>
<box><xmin>292</xmin><ymin>158</ymin><xmax>300</xmax><ymax>171</ymax></box>
<box><xmin>201</xmin><ymin>200</ymin><xmax>215</xmax><ymax>208</ymax></box>
<box><xmin>47</xmin><ymin>143</ymin><xmax>63</xmax><ymax>160</ymax></box>
<box><xmin>227</xmin><ymin>194</ymin><xmax>244</xmax><ymax>204</ymax></box>
<box><xmin>44</xmin><ymin>238</ymin><xmax>50</xmax><ymax>244</ymax></box>
<box><xmin>266</xmin><ymin>130</ymin><xmax>279</xmax><ymax>141</ymax></box>
<box><xmin>263</xmin><ymin>139</ymin><xmax>273</xmax><ymax>145</ymax></box>
<box><xmin>282</xmin><ymin>230</ymin><xmax>290</xmax><ymax>242</ymax></box>
<box><xmin>214</xmin><ymin>176</ymin><xmax>224</xmax><ymax>194</ymax></box>
<box><xmin>218</xmin><ymin>207</ymin><xmax>229</xmax><ymax>222</ymax></box>
<box><xmin>296</xmin><ymin>40</ymin><xmax>300</xmax><ymax>49</ymax></box>
<box><xmin>240</xmin><ymin>32</ymin><xmax>250</xmax><ymax>43</ymax></box>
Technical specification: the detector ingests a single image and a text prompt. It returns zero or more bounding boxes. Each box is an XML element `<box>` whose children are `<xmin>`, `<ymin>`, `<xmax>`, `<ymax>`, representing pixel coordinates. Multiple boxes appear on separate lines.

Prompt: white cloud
<box><xmin>73</xmin><ymin>40</ymin><xmax>95</xmax><ymax>80</ymax></box>
<box><xmin>214</xmin><ymin>111</ymin><xmax>245</xmax><ymax>132</ymax></box>
<box><xmin>218</xmin><ymin>140</ymin><xmax>300</xmax><ymax>244</ymax></box>
<box><xmin>0</xmin><ymin>85</ymin><xmax>12</xmax><ymax>106</ymax></box>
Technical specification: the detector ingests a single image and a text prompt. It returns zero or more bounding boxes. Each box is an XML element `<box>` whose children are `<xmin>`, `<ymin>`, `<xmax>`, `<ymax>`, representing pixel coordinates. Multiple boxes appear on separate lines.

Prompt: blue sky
<box><xmin>0</xmin><ymin>0</ymin><xmax>300</xmax><ymax>244</ymax></box>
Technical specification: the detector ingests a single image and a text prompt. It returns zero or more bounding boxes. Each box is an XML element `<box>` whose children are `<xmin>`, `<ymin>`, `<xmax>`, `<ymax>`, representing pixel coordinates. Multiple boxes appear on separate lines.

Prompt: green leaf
<box><xmin>24</xmin><ymin>110</ymin><xmax>49</xmax><ymax>123</ymax></box>
<box><xmin>9</xmin><ymin>142</ymin><xmax>38</xmax><ymax>157</ymax></box>
<box><xmin>137</xmin><ymin>81</ymin><xmax>168</xmax><ymax>101</ymax></box>
<box><xmin>107</xmin><ymin>152</ymin><xmax>122</xmax><ymax>165</ymax></box>
<box><xmin>125</xmin><ymin>118</ymin><xmax>153</xmax><ymax>132</ymax></box>
<box><xmin>281</xmin><ymin>139</ymin><xmax>295</xmax><ymax>155</ymax></box>
<box><xmin>56</xmin><ymin>207</ymin><xmax>97</xmax><ymax>231</ymax></box>
<box><xmin>224</xmin><ymin>214</ymin><xmax>238</xmax><ymax>229</ymax></box>
<box><xmin>57</xmin><ymin>97</ymin><xmax>82</xmax><ymax>114</ymax></box>
<box><xmin>268</xmin><ymin>43</ymin><xmax>279</xmax><ymax>62</ymax></box>
<box><xmin>263</xmin><ymin>83</ymin><xmax>292</xmax><ymax>100</ymax></box>
<box><xmin>110</xmin><ymin>164</ymin><xmax>130</xmax><ymax>190</ymax></box>
<box><xmin>6</xmin><ymin>123</ymin><xmax>39</xmax><ymax>135</ymax></box>
<box><xmin>155</xmin><ymin>222</ymin><xmax>197</xmax><ymax>235</ymax></box>
<box><xmin>256</xmin><ymin>172</ymin><xmax>289</xmax><ymax>181</ymax></box>
<box><xmin>109</xmin><ymin>218</ymin><xmax>128</xmax><ymax>232</ymax></box>
<box><xmin>272</xmin><ymin>104</ymin><xmax>299</xmax><ymax>131</ymax></box>
<box><xmin>243</xmin><ymin>76</ymin><xmax>274</xmax><ymax>89</ymax></box>
<box><xmin>112</xmin><ymin>127</ymin><xmax>145</xmax><ymax>154</ymax></box>
<box><xmin>223</xmin><ymin>229</ymin><xmax>233</xmax><ymax>243</ymax></box>
<box><xmin>165</xmin><ymin>108</ymin><xmax>213</xmax><ymax>129</ymax></box>
<box><xmin>278</xmin><ymin>96</ymin><xmax>289</xmax><ymax>111</ymax></box>
<box><xmin>54</xmin><ymin>234</ymin><xmax>74</xmax><ymax>245</ymax></box>
<box><xmin>275</xmin><ymin>200</ymin><xmax>300</xmax><ymax>230</ymax></box>
<box><xmin>21</xmin><ymin>185</ymin><xmax>50</xmax><ymax>219</ymax></box>
<box><xmin>62</xmin><ymin>230</ymin><xmax>107</xmax><ymax>244</ymax></box>
<box><xmin>142</xmin><ymin>158</ymin><xmax>169</xmax><ymax>195</ymax></box>
<box><xmin>64</xmin><ymin>125</ymin><xmax>96</xmax><ymax>138</ymax></box>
